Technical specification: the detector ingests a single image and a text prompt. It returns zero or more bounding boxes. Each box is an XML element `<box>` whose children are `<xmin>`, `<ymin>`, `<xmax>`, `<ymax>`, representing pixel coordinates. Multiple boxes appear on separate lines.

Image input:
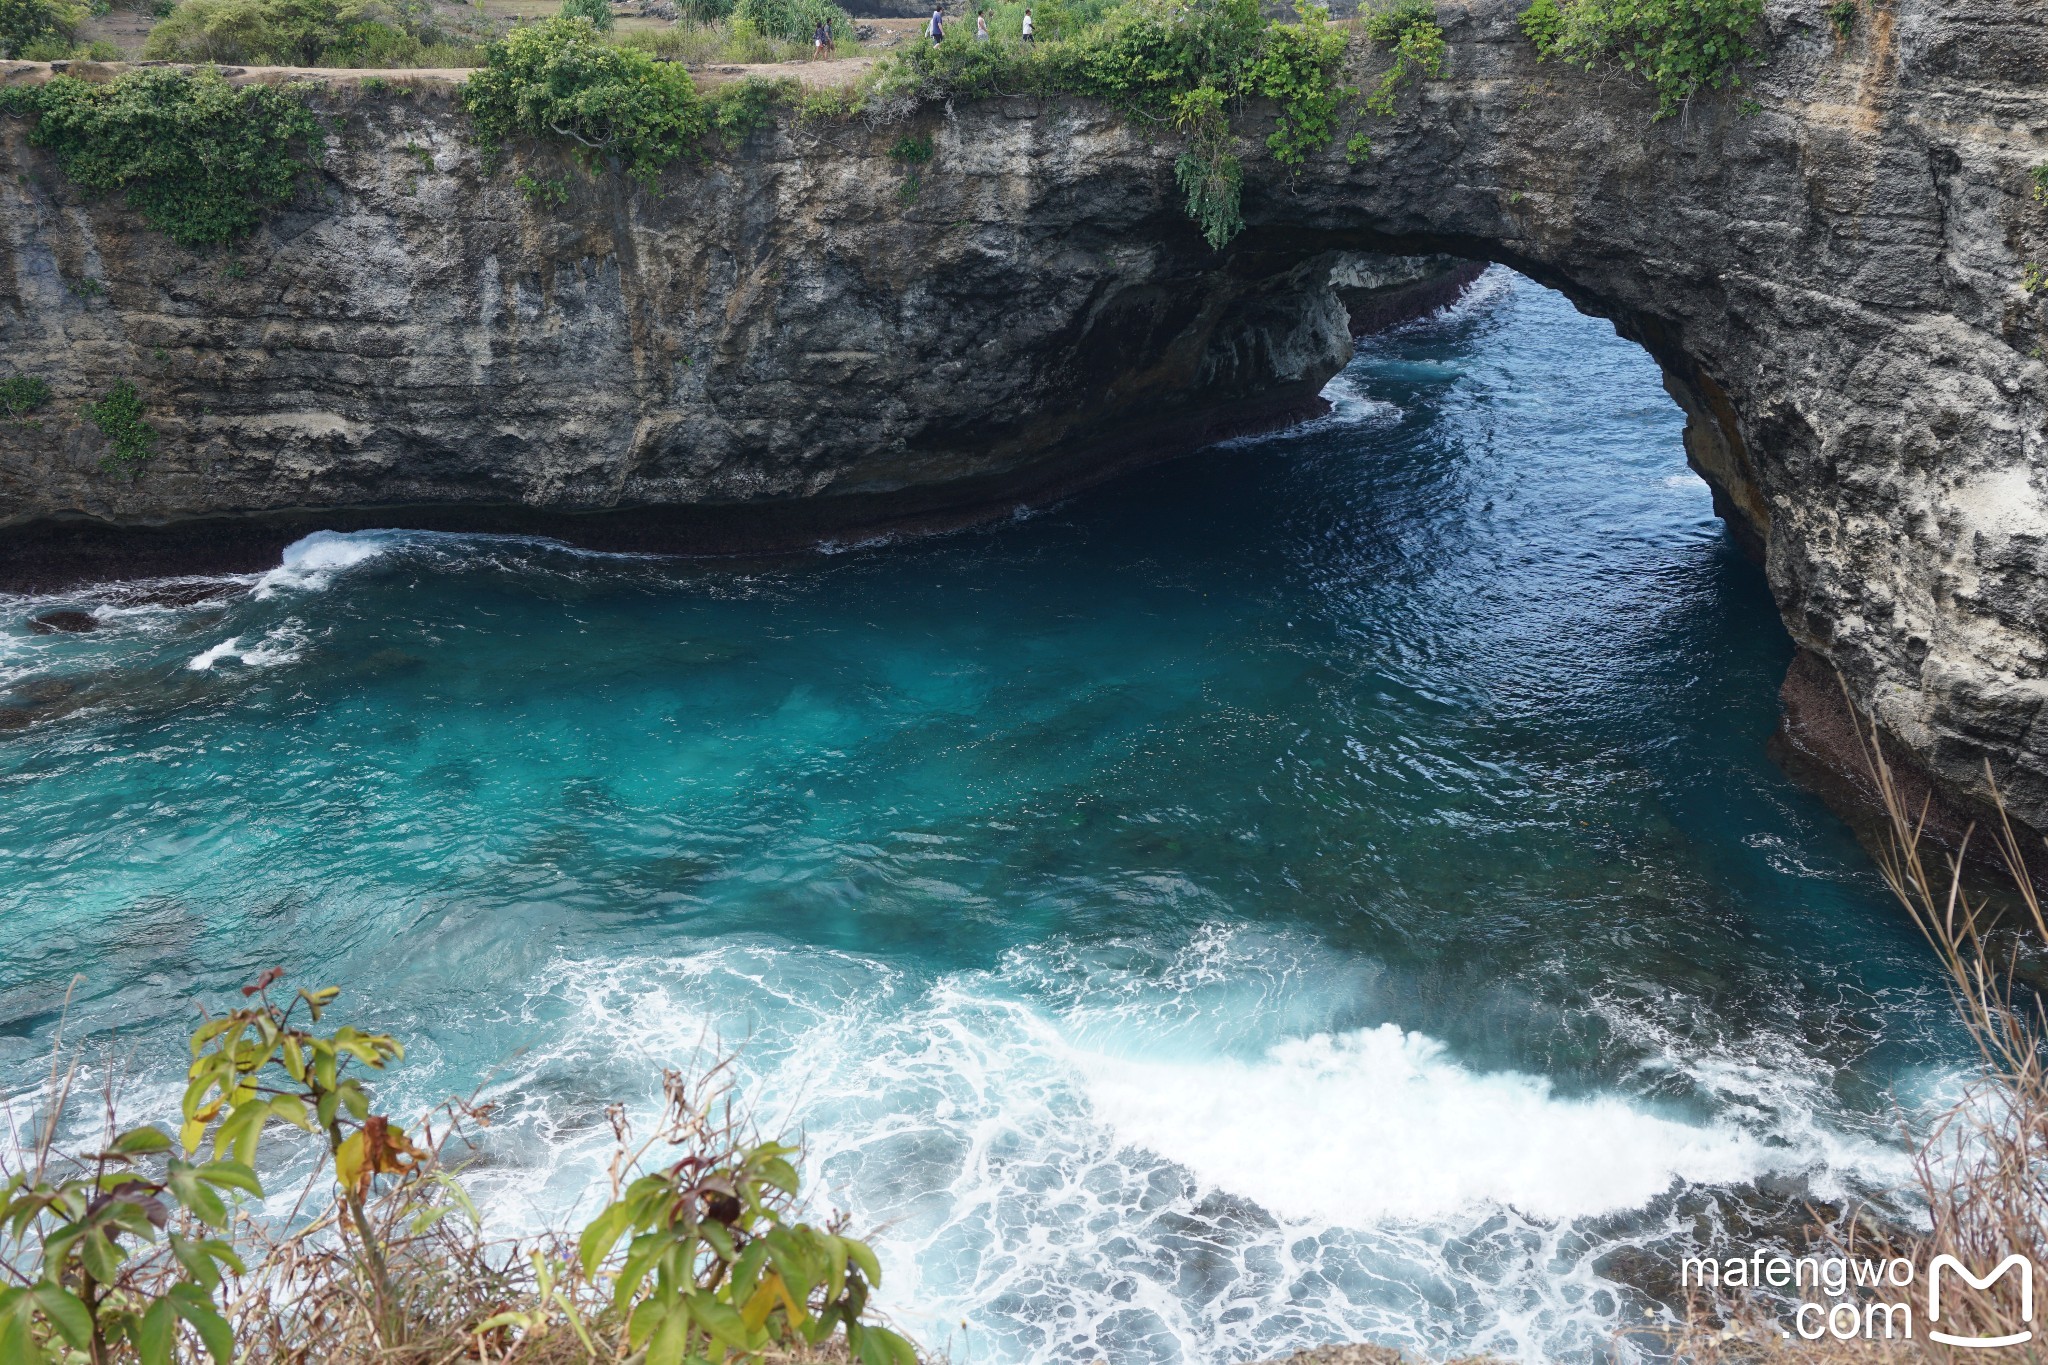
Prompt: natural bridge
<box><xmin>3</xmin><ymin>0</ymin><xmax>2046</xmax><ymax>839</ymax></box>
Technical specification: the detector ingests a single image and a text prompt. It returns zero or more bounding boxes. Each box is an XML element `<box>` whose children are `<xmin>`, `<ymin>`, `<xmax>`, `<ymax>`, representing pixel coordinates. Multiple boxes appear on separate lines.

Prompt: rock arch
<box><xmin>1</xmin><ymin>0</ymin><xmax>2044</xmax><ymax>830</ymax></box>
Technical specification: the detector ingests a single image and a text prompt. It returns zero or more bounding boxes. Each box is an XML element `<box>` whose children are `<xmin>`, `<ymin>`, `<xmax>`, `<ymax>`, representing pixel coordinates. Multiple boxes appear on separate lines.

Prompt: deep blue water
<box><xmin>0</xmin><ymin>271</ymin><xmax>1963</xmax><ymax>1362</ymax></box>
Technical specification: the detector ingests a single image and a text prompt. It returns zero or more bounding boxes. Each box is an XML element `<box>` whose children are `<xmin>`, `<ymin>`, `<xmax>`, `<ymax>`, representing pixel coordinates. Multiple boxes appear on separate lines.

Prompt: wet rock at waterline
<box><xmin>27</xmin><ymin>610</ymin><xmax>99</xmax><ymax>634</ymax></box>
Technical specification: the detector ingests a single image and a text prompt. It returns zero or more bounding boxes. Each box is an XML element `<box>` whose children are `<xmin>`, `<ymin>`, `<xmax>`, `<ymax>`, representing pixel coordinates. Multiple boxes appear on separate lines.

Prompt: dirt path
<box><xmin>2</xmin><ymin>49</ymin><xmax>891</xmax><ymax>89</ymax></box>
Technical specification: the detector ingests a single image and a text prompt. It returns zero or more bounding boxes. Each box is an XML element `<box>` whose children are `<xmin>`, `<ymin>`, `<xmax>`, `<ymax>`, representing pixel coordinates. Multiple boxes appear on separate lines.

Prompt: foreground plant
<box><xmin>579</xmin><ymin>1067</ymin><xmax>917</xmax><ymax>1365</ymax></box>
<box><xmin>0</xmin><ymin>969</ymin><xmax>420</xmax><ymax>1365</ymax></box>
<box><xmin>1</xmin><ymin>973</ymin><xmax>917</xmax><ymax>1365</ymax></box>
<box><xmin>0</xmin><ymin>1055</ymin><xmax>249</xmax><ymax>1365</ymax></box>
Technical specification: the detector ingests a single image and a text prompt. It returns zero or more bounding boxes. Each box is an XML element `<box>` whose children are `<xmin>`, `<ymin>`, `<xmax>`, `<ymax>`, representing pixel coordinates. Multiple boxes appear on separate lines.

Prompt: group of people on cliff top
<box><xmin>924</xmin><ymin>4</ymin><xmax>1031</xmax><ymax>42</ymax></box>
<box><xmin>809</xmin><ymin>2</ymin><xmax>1032</xmax><ymax>56</ymax></box>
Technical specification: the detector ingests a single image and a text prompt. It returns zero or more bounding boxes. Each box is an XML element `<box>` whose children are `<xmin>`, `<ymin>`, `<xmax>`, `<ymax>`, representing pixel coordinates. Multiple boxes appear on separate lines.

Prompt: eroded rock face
<box><xmin>3</xmin><ymin>0</ymin><xmax>2048</xmax><ymax>831</ymax></box>
<box><xmin>0</xmin><ymin>73</ymin><xmax>1360</xmax><ymax>548</ymax></box>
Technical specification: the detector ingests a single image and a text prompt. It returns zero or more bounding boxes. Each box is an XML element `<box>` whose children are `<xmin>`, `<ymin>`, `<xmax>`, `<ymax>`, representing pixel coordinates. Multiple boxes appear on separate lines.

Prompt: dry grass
<box><xmin>613</xmin><ymin>20</ymin><xmax>816</xmax><ymax>64</ymax></box>
<box><xmin>1674</xmin><ymin>682</ymin><xmax>2048</xmax><ymax>1364</ymax></box>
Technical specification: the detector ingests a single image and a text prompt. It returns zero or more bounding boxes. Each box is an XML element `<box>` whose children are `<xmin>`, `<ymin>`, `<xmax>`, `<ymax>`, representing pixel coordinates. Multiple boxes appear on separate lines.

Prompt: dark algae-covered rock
<box><xmin>27</xmin><ymin>609</ymin><xmax>99</xmax><ymax>634</ymax></box>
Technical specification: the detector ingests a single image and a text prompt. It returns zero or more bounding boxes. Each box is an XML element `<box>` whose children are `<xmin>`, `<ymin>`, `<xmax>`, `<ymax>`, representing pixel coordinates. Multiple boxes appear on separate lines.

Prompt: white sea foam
<box><xmin>1314</xmin><ymin>372</ymin><xmax>1404</xmax><ymax>431</ymax></box>
<box><xmin>253</xmin><ymin>530</ymin><xmax>408</xmax><ymax>598</ymax></box>
<box><xmin>390</xmin><ymin>927</ymin><xmax>1931</xmax><ymax>1365</ymax></box>
<box><xmin>1415</xmin><ymin>262</ymin><xmax>1519</xmax><ymax>329</ymax></box>
<box><xmin>186</xmin><ymin>625</ymin><xmax>305</xmax><ymax>670</ymax></box>
<box><xmin>1076</xmin><ymin>1022</ymin><xmax>1783</xmax><ymax>1224</ymax></box>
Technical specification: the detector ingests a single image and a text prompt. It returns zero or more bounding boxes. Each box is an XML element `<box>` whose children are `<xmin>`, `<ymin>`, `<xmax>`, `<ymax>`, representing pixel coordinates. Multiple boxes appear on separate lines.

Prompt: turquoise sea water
<box><xmin>0</xmin><ymin>270</ymin><xmax>1965</xmax><ymax>1362</ymax></box>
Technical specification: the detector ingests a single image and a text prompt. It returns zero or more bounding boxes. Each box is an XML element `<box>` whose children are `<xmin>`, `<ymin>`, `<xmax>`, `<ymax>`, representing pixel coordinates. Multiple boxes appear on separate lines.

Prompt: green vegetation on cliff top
<box><xmin>0</xmin><ymin>0</ymin><xmax>1759</xmax><ymax>253</ymax></box>
<box><xmin>141</xmin><ymin>0</ymin><xmax>488</xmax><ymax>67</ymax></box>
<box><xmin>457</xmin><ymin>0</ymin><xmax>1419</xmax><ymax>248</ymax></box>
<box><xmin>0</xmin><ymin>0</ymin><xmax>79</xmax><ymax>59</ymax></box>
<box><xmin>1518</xmin><ymin>0</ymin><xmax>1762</xmax><ymax>116</ymax></box>
<box><xmin>0</xmin><ymin>66</ymin><xmax>322</xmax><ymax>245</ymax></box>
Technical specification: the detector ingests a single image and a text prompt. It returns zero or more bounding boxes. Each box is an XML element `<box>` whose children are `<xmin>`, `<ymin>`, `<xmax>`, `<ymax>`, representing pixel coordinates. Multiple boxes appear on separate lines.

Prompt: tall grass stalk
<box><xmin>1676</xmin><ymin>682</ymin><xmax>2048</xmax><ymax>1363</ymax></box>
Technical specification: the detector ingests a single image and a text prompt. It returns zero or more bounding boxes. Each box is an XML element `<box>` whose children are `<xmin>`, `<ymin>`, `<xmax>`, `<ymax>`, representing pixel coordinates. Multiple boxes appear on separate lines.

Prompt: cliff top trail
<box><xmin>0</xmin><ymin>52</ymin><xmax>883</xmax><ymax>86</ymax></box>
<box><xmin>4</xmin><ymin>0</ymin><xmax>2048</xmax><ymax>841</ymax></box>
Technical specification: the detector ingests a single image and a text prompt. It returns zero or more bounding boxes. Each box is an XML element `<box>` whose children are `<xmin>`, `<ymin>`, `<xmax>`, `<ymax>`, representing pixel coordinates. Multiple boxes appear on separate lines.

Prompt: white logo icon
<box><xmin>1928</xmin><ymin>1254</ymin><xmax>2035</xmax><ymax>1349</ymax></box>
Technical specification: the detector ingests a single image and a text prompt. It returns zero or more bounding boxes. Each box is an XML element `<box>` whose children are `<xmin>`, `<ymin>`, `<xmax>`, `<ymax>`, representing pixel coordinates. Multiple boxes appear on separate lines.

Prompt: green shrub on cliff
<box><xmin>1358</xmin><ymin>0</ymin><xmax>1444</xmax><ymax>115</ymax></box>
<box><xmin>1250</xmin><ymin>0</ymin><xmax>1355</xmax><ymax>165</ymax></box>
<box><xmin>0</xmin><ymin>68</ymin><xmax>323</xmax><ymax>246</ymax></box>
<box><xmin>0</xmin><ymin>375</ymin><xmax>52</xmax><ymax>418</ymax></box>
<box><xmin>613</xmin><ymin>19</ymin><xmax>812</xmax><ymax>62</ymax></box>
<box><xmin>732</xmin><ymin>0</ymin><xmax>851</xmax><ymax>43</ymax></box>
<box><xmin>0</xmin><ymin>0</ymin><xmax>79</xmax><ymax>58</ymax></box>
<box><xmin>558</xmin><ymin>0</ymin><xmax>613</xmax><ymax>31</ymax></box>
<box><xmin>462</xmin><ymin>15</ymin><xmax>711</xmax><ymax>185</ymax></box>
<box><xmin>143</xmin><ymin>0</ymin><xmax>477</xmax><ymax>66</ymax></box>
<box><xmin>1171</xmin><ymin>83</ymin><xmax>1242</xmax><ymax>248</ymax></box>
<box><xmin>85</xmin><ymin>380</ymin><xmax>158</xmax><ymax>474</ymax></box>
<box><xmin>1519</xmin><ymin>0</ymin><xmax>1761</xmax><ymax>117</ymax></box>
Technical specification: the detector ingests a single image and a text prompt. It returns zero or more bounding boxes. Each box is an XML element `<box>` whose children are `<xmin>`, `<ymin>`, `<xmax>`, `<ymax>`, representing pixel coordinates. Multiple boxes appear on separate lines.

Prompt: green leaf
<box><xmin>685</xmin><ymin>1290</ymin><xmax>751</xmax><ymax>1351</ymax></box>
<box><xmin>169</xmin><ymin>1234</ymin><xmax>221</xmax><ymax>1293</ymax></box>
<box><xmin>188</xmin><ymin>1018</ymin><xmax>235</xmax><ymax>1054</ymax></box>
<box><xmin>30</xmin><ymin>1285</ymin><xmax>92</xmax><ymax>1349</ymax></box>
<box><xmin>133</xmin><ymin>1298</ymin><xmax>175</xmax><ymax>1365</ymax></box>
<box><xmin>843</xmin><ymin>1236</ymin><xmax>883</xmax><ymax>1289</ymax></box>
<box><xmin>875</xmin><ymin>1325</ymin><xmax>920</xmax><ymax>1365</ymax></box>
<box><xmin>627</xmin><ymin>1297</ymin><xmax>664</xmax><ymax>1353</ymax></box>
<box><xmin>701</xmin><ymin>1220</ymin><xmax>735</xmax><ymax>1262</ymax></box>
<box><xmin>215</xmin><ymin>1102</ymin><xmax>267</xmax><ymax>1167</ymax></box>
<box><xmin>198</xmin><ymin>1238</ymin><xmax>245</xmax><ymax>1277</ymax></box>
<box><xmin>730</xmin><ymin>1239</ymin><xmax>771</xmax><ymax>1300</ymax></box>
<box><xmin>822</xmin><ymin>1234</ymin><xmax>847</xmax><ymax>1303</ymax></box>
<box><xmin>266</xmin><ymin>1093</ymin><xmax>311</xmax><ymax>1132</ymax></box>
<box><xmin>109</xmin><ymin>1125</ymin><xmax>174</xmax><ymax>1156</ymax></box>
<box><xmin>195</xmin><ymin>1160</ymin><xmax>263</xmax><ymax>1197</ymax></box>
<box><xmin>757</xmin><ymin>1155</ymin><xmax>800</xmax><ymax>1195</ymax></box>
<box><xmin>645</xmin><ymin>1300</ymin><xmax>687</xmax><ymax>1365</ymax></box>
<box><xmin>338</xmin><ymin>1082</ymin><xmax>369</xmax><ymax>1122</ymax></box>
<box><xmin>165</xmin><ymin>1163</ymin><xmax>228</xmax><ymax>1229</ymax></box>
<box><xmin>0</xmin><ymin>1292</ymin><xmax>36</xmax><ymax>1365</ymax></box>
<box><xmin>578</xmin><ymin>1200</ymin><xmax>633</xmax><ymax>1276</ymax></box>
<box><xmin>614</xmin><ymin>1234</ymin><xmax>668</xmax><ymax>1313</ymax></box>
<box><xmin>79</xmin><ymin>1227</ymin><xmax>125</xmax><ymax>1284</ymax></box>
<box><xmin>407</xmin><ymin>1204</ymin><xmax>452</xmax><ymax>1236</ymax></box>
<box><xmin>168</xmin><ymin>1289</ymin><xmax>233</xmax><ymax>1365</ymax></box>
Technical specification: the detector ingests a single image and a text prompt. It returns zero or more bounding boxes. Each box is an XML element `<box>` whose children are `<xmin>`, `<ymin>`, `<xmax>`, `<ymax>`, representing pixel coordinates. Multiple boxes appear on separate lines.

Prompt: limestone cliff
<box><xmin>3</xmin><ymin>0</ymin><xmax>2048</xmax><ymax>834</ymax></box>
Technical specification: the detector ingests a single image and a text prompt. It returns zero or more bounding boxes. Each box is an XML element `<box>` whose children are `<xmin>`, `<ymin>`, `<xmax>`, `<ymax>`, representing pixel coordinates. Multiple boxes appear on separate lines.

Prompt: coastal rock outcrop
<box><xmin>3</xmin><ymin>0</ymin><xmax>2048</xmax><ymax>833</ymax></box>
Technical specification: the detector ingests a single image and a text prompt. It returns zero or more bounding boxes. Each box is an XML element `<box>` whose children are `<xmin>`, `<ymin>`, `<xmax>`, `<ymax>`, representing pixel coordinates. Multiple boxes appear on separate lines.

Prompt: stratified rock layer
<box><xmin>3</xmin><ymin>0</ymin><xmax>2048</xmax><ymax>831</ymax></box>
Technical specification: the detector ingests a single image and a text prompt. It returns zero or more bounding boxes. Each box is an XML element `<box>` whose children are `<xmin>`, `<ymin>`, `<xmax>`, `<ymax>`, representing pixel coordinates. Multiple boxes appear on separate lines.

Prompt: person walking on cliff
<box><xmin>975</xmin><ymin>9</ymin><xmax>988</xmax><ymax>39</ymax></box>
<box><xmin>813</xmin><ymin>16</ymin><xmax>831</xmax><ymax>55</ymax></box>
<box><xmin>1020</xmin><ymin>6</ymin><xmax>1032</xmax><ymax>38</ymax></box>
<box><xmin>928</xmin><ymin>4</ymin><xmax>944</xmax><ymax>42</ymax></box>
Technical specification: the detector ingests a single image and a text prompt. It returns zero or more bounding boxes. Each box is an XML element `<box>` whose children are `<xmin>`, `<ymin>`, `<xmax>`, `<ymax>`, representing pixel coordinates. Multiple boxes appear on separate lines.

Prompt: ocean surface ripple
<box><xmin>0</xmin><ymin>271</ymin><xmax>1961</xmax><ymax>1364</ymax></box>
